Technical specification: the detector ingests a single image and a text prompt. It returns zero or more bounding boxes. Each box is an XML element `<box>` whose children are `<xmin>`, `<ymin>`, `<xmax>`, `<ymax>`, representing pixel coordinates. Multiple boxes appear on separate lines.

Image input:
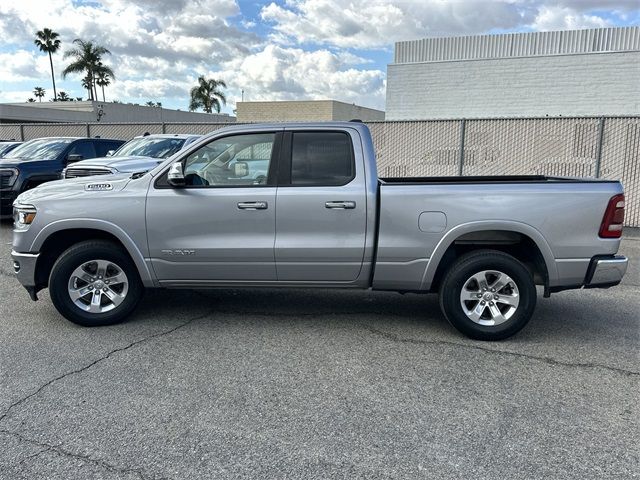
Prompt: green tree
<box><xmin>81</xmin><ymin>75</ymin><xmax>93</xmax><ymax>100</ymax></box>
<box><xmin>96</xmin><ymin>70</ymin><xmax>111</xmax><ymax>102</ymax></box>
<box><xmin>56</xmin><ymin>91</ymin><xmax>71</xmax><ymax>101</ymax></box>
<box><xmin>33</xmin><ymin>86</ymin><xmax>46</xmax><ymax>102</ymax></box>
<box><xmin>189</xmin><ymin>76</ymin><xmax>227</xmax><ymax>113</ymax></box>
<box><xmin>34</xmin><ymin>28</ymin><xmax>61</xmax><ymax>101</ymax></box>
<box><xmin>27</xmin><ymin>98</ymin><xmax>35</xmax><ymax>103</ymax></box>
<box><xmin>62</xmin><ymin>39</ymin><xmax>115</xmax><ymax>101</ymax></box>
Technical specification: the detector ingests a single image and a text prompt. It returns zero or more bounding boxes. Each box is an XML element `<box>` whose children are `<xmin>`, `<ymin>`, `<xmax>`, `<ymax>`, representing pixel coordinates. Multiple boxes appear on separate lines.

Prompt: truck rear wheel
<box><xmin>439</xmin><ymin>250</ymin><xmax>536</xmax><ymax>341</ymax></box>
<box><xmin>49</xmin><ymin>240</ymin><xmax>143</xmax><ymax>327</ymax></box>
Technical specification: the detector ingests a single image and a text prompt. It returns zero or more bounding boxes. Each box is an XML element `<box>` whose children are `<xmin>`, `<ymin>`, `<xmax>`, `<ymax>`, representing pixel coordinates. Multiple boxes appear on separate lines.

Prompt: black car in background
<box><xmin>0</xmin><ymin>141</ymin><xmax>23</xmax><ymax>158</ymax></box>
<box><xmin>0</xmin><ymin>137</ymin><xmax>124</xmax><ymax>217</ymax></box>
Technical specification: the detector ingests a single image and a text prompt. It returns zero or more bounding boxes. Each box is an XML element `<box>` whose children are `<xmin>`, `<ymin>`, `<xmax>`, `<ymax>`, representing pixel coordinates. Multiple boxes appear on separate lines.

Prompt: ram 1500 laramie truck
<box><xmin>11</xmin><ymin>122</ymin><xmax>628</xmax><ymax>340</ymax></box>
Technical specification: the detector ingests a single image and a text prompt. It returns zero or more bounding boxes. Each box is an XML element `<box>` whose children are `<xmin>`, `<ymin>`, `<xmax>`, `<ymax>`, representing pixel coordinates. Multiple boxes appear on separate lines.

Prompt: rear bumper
<box><xmin>11</xmin><ymin>250</ymin><xmax>40</xmax><ymax>300</ymax></box>
<box><xmin>584</xmin><ymin>255</ymin><xmax>628</xmax><ymax>288</ymax></box>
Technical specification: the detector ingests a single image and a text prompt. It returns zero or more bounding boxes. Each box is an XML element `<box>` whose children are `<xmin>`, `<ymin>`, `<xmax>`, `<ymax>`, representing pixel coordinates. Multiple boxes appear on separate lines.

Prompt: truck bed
<box><xmin>372</xmin><ymin>176</ymin><xmax>624</xmax><ymax>291</ymax></box>
<box><xmin>379</xmin><ymin>175</ymin><xmax>619</xmax><ymax>185</ymax></box>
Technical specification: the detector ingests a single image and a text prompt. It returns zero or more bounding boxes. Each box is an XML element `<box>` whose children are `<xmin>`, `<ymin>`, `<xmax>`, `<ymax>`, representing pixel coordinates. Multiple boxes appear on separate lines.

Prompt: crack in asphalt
<box><xmin>0</xmin><ymin>428</ymin><xmax>165</xmax><ymax>480</ymax></box>
<box><xmin>0</xmin><ymin>309</ymin><xmax>214</xmax><ymax>425</ymax></box>
<box><xmin>361</xmin><ymin>324</ymin><xmax>640</xmax><ymax>377</ymax></box>
<box><xmin>17</xmin><ymin>445</ymin><xmax>51</xmax><ymax>466</ymax></box>
<box><xmin>0</xmin><ymin>310</ymin><xmax>216</xmax><ymax>479</ymax></box>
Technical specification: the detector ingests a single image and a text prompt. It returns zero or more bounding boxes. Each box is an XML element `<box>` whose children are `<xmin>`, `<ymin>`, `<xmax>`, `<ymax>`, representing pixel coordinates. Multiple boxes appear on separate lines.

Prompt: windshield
<box><xmin>113</xmin><ymin>137</ymin><xmax>186</xmax><ymax>159</ymax></box>
<box><xmin>4</xmin><ymin>138</ymin><xmax>73</xmax><ymax>160</ymax></box>
<box><xmin>0</xmin><ymin>143</ymin><xmax>20</xmax><ymax>158</ymax></box>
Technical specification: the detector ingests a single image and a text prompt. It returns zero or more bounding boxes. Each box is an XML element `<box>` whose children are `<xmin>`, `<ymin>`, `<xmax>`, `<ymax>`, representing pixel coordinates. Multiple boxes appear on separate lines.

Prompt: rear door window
<box><xmin>290</xmin><ymin>132</ymin><xmax>354</xmax><ymax>186</ymax></box>
<box><xmin>68</xmin><ymin>141</ymin><xmax>97</xmax><ymax>160</ymax></box>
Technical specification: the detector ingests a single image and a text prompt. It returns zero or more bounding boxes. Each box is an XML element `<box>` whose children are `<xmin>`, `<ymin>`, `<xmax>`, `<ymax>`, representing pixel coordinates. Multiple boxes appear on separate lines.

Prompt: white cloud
<box><xmin>260</xmin><ymin>0</ymin><xmax>638</xmax><ymax>48</ymax></box>
<box><xmin>532</xmin><ymin>6</ymin><xmax>612</xmax><ymax>30</ymax></box>
<box><xmin>260</xmin><ymin>0</ymin><xmax>533</xmax><ymax>48</ymax></box>
<box><xmin>214</xmin><ymin>44</ymin><xmax>385</xmax><ymax>109</ymax></box>
<box><xmin>0</xmin><ymin>0</ymin><xmax>637</xmax><ymax>110</ymax></box>
<box><xmin>0</xmin><ymin>50</ymin><xmax>52</xmax><ymax>83</ymax></box>
<box><xmin>0</xmin><ymin>89</ymin><xmax>41</xmax><ymax>103</ymax></box>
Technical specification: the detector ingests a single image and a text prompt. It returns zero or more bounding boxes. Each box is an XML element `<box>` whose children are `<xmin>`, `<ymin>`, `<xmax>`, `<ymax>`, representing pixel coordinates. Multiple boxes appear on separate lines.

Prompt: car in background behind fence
<box><xmin>0</xmin><ymin>141</ymin><xmax>23</xmax><ymax>158</ymax></box>
<box><xmin>0</xmin><ymin>136</ymin><xmax>124</xmax><ymax>218</ymax></box>
<box><xmin>63</xmin><ymin>134</ymin><xmax>201</xmax><ymax>179</ymax></box>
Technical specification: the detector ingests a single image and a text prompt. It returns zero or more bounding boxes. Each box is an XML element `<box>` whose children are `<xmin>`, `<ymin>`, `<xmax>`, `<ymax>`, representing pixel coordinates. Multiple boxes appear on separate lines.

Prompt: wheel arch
<box><xmin>421</xmin><ymin>221</ymin><xmax>558</xmax><ymax>293</ymax></box>
<box><xmin>31</xmin><ymin>220</ymin><xmax>155</xmax><ymax>290</ymax></box>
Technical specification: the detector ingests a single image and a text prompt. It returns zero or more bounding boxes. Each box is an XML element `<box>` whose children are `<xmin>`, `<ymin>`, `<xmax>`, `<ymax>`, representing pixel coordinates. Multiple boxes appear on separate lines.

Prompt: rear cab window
<box><xmin>288</xmin><ymin>132</ymin><xmax>355</xmax><ymax>186</ymax></box>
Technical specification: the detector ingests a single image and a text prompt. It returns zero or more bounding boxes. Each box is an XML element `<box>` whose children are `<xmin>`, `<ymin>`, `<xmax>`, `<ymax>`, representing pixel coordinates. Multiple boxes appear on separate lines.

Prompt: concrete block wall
<box><xmin>386</xmin><ymin>52</ymin><xmax>640</xmax><ymax>120</ymax></box>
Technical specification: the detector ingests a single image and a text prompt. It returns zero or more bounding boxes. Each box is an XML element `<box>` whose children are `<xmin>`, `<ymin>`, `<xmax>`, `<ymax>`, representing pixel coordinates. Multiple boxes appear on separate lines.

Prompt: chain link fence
<box><xmin>1</xmin><ymin>117</ymin><xmax>638</xmax><ymax>226</ymax></box>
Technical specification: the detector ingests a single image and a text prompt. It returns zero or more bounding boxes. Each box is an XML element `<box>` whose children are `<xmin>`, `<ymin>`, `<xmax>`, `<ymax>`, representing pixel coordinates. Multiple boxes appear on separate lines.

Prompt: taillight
<box><xmin>599</xmin><ymin>194</ymin><xmax>625</xmax><ymax>238</ymax></box>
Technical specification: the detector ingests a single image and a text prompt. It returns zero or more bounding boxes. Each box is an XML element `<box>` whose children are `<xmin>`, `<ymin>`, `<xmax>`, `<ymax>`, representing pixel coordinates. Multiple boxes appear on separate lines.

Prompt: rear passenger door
<box><xmin>274</xmin><ymin>129</ymin><xmax>367</xmax><ymax>282</ymax></box>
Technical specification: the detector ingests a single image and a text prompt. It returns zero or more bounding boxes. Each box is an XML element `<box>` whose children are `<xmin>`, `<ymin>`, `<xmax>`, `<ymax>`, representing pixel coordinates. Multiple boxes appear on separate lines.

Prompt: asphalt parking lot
<box><xmin>0</xmin><ymin>220</ymin><xmax>638</xmax><ymax>480</ymax></box>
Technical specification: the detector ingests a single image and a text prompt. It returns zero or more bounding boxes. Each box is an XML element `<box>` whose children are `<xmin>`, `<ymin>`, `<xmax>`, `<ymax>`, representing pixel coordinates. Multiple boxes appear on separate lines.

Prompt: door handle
<box><xmin>238</xmin><ymin>201</ymin><xmax>268</xmax><ymax>210</ymax></box>
<box><xmin>325</xmin><ymin>201</ymin><xmax>356</xmax><ymax>209</ymax></box>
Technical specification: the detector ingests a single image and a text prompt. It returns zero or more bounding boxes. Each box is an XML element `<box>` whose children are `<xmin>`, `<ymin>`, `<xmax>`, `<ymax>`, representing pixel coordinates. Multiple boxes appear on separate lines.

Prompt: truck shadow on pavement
<box><xmin>128</xmin><ymin>285</ymin><xmax>636</xmax><ymax>345</ymax></box>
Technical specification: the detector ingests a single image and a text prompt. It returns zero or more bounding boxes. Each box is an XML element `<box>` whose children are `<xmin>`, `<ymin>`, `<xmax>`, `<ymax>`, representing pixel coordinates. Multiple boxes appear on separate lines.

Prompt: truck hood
<box><xmin>0</xmin><ymin>158</ymin><xmax>56</xmax><ymax>168</ymax></box>
<box><xmin>71</xmin><ymin>155</ymin><xmax>163</xmax><ymax>172</ymax></box>
<box><xmin>15</xmin><ymin>173</ymin><xmax>132</xmax><ymax>206</ymax></box>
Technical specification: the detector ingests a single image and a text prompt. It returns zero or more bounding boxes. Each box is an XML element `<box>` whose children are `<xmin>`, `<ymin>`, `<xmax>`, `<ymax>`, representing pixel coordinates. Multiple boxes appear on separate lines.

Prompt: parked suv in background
<box><xmin>0</xmin><ymin>137</ymin><xmax>124</xmax><ymax>217</ymax></box>
<box><xmin>63</xmin><ymin>134</ymin><xmax>201</xmax><ymax>179</ymax></box>
<box><xmin>0</xmin><ymin>141</ymin><xmax>23</xmax><ymax>158</ymax></box>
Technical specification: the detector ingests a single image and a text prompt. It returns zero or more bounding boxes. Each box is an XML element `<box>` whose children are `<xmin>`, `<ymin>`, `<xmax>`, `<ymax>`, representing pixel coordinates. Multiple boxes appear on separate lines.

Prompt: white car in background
<box><xmin>62</xmin><ymin>134</ymin><xmax>201</xmax><ymax>179</ymax></box>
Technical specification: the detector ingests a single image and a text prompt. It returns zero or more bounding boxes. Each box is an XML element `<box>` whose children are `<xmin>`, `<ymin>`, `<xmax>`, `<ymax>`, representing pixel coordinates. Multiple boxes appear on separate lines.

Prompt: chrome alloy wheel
<box><xmin>67</xmin><ymin>259</ymin><xmax>129</xmax><ymax>313</ymax></box>
<box><xmin>459</xmin><ymin>270</ymin><xmax>520</xmax><ymax>326</ymax></box>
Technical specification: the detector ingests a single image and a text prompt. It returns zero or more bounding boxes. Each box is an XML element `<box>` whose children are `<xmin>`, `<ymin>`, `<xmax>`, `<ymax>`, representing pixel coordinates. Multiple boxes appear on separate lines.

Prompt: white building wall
<box><xmin>386</xmin><ymin>51</ymin><xmax>640</xmax><ymax>120</ymax></box>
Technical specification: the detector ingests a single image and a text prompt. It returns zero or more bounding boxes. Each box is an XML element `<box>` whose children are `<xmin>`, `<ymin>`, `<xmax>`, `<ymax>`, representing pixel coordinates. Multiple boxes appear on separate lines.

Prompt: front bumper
<box><xmin>585</xmin><ymin>255</ymin><xmax>628</xmax><ymax>288</ymax></box>
<box><xmin>11</xmin><ymin>250</ymin><xmax>40</xmax><ymax>300</ymax></box>
<box><xmin>0</xmin><ymin>190</ymin><xmax>18</xmax><ymax>218</ymax></box>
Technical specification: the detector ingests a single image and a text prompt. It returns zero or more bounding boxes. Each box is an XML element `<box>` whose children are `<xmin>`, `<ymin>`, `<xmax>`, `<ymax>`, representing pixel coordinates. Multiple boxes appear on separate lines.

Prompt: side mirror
<box><xmin>167</xmin><ymin>161</ymin><xmax>186</xmax><ymax>187</ymax></box>
<box><xmin>67</xmin><ymin>154</ymin><xmax>83</xmax><ymax>163</ymax></box>
<box><xmin>106</xmin><ymin>150</ymin><xmax>115</xmax><ymax>157</ymax></box>
<box><xmin>233</xmin><ymin>161</ymin><xmax>248</xmax><ymax>177</ymax></box>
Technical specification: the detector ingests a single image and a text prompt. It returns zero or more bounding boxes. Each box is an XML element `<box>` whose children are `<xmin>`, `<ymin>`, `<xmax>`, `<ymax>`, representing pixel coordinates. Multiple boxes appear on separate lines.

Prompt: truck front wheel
<box><xmin>49</xmin><ymin>240</ymin><xmax>143</xmax><ymax>327</ymax></box>
<box><xmin>439</xmin><ymin>250</ymin><xmax>536</xmax><ymax>341</ymax></box>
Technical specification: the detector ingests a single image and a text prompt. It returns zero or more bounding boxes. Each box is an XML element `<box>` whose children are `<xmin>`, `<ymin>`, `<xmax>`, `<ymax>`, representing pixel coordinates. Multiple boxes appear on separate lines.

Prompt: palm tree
<box><xmin>62</xmin><ymin>39</ymin><xmax>115</xmax><ymax>101</ymax></box>
<box><xmin>96</xmin><ymin>70</ymin><xmax>111</xmax><ymax>102</ymax></box>
<box><xmin>27</xmin><ymin>98</ymin><xmax>35</xmax><ymax>103</ymax></box>
<box><xmin>81</xmin><ymin>75</ymin><xmax>93</xmax><ymax>100</ymax></box>
<box><xmin>33</xmin><ymin>87</ymin><xmax>46</xmax><ymax>102</ymax></box>
<box><xmin>189</xmin><ymin>76</ymin><xmax>227</xmax><ymax>113</ymax></box>
<box><xmin>56</xmin><ymin>91</ymin><xmax>70</xmax><ymax>101</ymax></box>
<box><xmin>34</xmin><ymin>28</ymin><xmax>61</xmax><ymax>101</ymax></box>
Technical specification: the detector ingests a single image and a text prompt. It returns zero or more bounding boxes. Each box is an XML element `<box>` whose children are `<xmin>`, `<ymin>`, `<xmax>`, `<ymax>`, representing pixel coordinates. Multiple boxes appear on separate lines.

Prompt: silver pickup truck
<box><xmin>11</xmin><ymin>122</ymin><xmax>628</xmax><ymax>340</ymax></box>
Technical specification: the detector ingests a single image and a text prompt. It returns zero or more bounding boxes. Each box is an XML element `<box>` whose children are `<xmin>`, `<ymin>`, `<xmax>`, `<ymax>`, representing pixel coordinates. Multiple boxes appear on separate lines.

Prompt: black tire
<box><xmin>49</xmin><ymin>240</ymin><xmax>144</xmax><ymax>327</ymax></box>
<box><xmin>439</xmin><ymin>250</ymin><xmax>536</xmax><ymax>341</ymax></box>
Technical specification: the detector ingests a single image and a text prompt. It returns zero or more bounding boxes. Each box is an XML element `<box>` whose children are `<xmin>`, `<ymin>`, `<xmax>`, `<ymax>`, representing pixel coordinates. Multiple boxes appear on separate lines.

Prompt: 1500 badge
<box><xmin>161</xmin><ymin>249</ymin><xmax>196</xmax><ymax>256</ymax></box>
<box><xmin>85</xmin><ymin>183</ymin><xmax>113</xmax><ymax>191</ymax></box>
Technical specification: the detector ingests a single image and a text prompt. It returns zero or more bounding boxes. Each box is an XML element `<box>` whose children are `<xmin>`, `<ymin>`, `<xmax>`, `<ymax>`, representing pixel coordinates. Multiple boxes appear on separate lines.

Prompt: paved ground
<box><xmin>0</xmin><ymin>220</ymin><xmax>638</xmax><ymax>479</ymax></box>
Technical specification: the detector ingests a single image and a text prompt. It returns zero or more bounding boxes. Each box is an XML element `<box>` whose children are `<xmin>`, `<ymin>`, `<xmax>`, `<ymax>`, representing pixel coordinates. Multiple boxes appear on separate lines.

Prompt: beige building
<box><xmin>236</xmin><ymin>100</ymin><xmax>384</xmax><ymax>123</ymax></box>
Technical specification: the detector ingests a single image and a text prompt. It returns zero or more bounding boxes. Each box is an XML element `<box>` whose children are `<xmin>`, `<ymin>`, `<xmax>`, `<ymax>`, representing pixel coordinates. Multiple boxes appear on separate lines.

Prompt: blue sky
<box><xmin>1</xmin><ymin>0</ymin><xmax>638</xmax><ymax>114</ymax></box>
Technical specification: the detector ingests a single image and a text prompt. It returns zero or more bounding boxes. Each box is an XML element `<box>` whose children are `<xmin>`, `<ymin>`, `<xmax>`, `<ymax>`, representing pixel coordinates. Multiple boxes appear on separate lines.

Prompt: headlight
<box><xmin>13</xmin><ymin>205</ymin><xmax>37</xmax><ymax>230</ymax></box>
<box><xmin>0</xmin><ymin>168</ymin><xmax>19</xmax><ymax>188</ymax></box>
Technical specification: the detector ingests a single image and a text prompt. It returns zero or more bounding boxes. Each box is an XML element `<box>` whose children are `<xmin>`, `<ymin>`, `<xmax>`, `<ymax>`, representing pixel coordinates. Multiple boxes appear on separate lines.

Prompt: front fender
<box><xmin>30</xmin><ymin>218</ymin><xmax>156</xmax><ymax>287</ymax></box>
<box><xmin>420</xmin><ymin>220</ymin><xmax>558</xmax><ymax>290</ymax></box>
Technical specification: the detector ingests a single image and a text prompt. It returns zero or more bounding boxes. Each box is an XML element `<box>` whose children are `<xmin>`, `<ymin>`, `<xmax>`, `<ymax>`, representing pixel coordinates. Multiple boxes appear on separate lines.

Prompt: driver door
<box><xmin>146</xmin><ymin>131</ymin><xmax>281</xmax><ymax>285</ymax></box>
